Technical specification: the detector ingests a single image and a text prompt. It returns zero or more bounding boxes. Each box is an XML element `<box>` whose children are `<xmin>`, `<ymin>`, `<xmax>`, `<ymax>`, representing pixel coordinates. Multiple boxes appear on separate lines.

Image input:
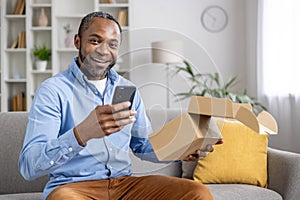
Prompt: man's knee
<box><xmin>182</xmin><ymin>180</ymin><xmax>213</xmax><ymax>200</ymax></box>
<box><xmin>47</xmin><ymin>186</ymin><xmax>81</xmax><ymax>200</ymax></box>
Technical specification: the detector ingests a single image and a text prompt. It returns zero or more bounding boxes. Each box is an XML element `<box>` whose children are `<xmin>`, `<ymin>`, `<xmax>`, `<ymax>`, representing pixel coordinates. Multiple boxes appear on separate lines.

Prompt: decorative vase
<box><xmin>64</xmin><ymin>32</ymin><xmax>73</xmax><ymax>48</ymax></box>
<box><xmin>37</xmin><ymin>8</ymin><xmax>48</xmax><ymax>27</ymax></box>
<box><xmin>35</xmin><ymin>60</ymin><xmax>47</xmax><ymax>71</ymax></box>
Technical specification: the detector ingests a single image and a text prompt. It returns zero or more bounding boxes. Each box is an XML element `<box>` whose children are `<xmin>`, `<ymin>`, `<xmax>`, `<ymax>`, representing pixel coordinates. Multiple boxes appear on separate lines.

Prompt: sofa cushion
<box><xmin>193</xmin><ymin>119</ymin><xmax>268</xmax><ymax>187</ymax></box>
<box><xmin>0</xmin><ymin>193</ymin><xmax>42</xmax><ymax>200</ymax></box>
<box><xmin>0</xmin><ymin>112</ymin><xmax>48</xmax><ymax>195</ymax></box>
<box><xmin>206</xmin><ymin>184</ymin><xmax>282</xmax><ymax>200</ymax></box>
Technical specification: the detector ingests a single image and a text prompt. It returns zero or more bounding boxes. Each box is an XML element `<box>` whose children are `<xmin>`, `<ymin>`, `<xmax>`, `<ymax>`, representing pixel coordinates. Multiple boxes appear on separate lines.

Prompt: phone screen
<box><xmin>112</xmin><ymin>86</ymin><xmax>136</xmax><ymax>110</ymax></box>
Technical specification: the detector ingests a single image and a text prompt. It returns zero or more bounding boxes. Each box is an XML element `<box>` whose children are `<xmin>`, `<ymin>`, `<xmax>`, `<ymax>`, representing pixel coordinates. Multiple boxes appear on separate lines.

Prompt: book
<box><xmin>13</xmin><ymin>0</ymin><xmax>25</xmax><ymax>15</ymax></box>
<box><xmin>117</xmin><ymin>10</ymin><xmax>128</xmax><ymax>27</ymax></box>
<box><xmin>102</xmin><ymin>0</ymin><xmax>113</xmax><ymax>3</ymax></box>
<box><xmin>11</xmin><ymin>31</ymin><xmax>26</xmax><ymax>49</ymax></box>
<box><xmin>12</xmin><ymin>92</ymin><xmax>26</xmax><ymax>111</ymax></box>
<box><xmin>10</xmin><ymin>39</ymin><xmax>18</xmax><ymax>49</ymax></box>
<box><xmin>17</xmin><ymin>31</ymin><xmax>23</xmax><ymax>48</ymax></box>
<box><xmin>19</xmin><ymin>31</ymin><xmax>26</xmax><ymax>48</ymax></box>
<box><xmin>13</xmin><ymin>95</ymin><xmax>18</xmax><ymax>111</ymax></box>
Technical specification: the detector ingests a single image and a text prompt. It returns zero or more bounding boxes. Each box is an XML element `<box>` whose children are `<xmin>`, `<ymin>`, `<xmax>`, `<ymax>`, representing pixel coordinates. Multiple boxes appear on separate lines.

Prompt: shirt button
<box><xmin>68</xmin><ymin>147</ymin><xmax>73</xmax><ymax>152</ymax></box>
<box><xmin>36</xmin><ymin>164</ymin><xmax>41</xmax><ymax>169</ymax></box>
<box><xmin>109</xmin><ymin>148</ymin><xmax>112</xmax><ymax>151</ymax></box>
<box><xmin>50</xmin><ymin>160</ymin><xmax>55</xmax><ymax>165</ymax></box>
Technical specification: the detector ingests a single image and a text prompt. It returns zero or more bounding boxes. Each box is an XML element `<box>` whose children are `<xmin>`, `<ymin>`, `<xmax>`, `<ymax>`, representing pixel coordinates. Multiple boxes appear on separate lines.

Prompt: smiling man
<box><xmin>18</xmin><ymin>11</ymin><xmax>213</xmax><ymax>200</ymax></box>
<box><xmin>75</xmin><ymin>14</ymin><xmax>120</xmax><ymax>80</ymax></box>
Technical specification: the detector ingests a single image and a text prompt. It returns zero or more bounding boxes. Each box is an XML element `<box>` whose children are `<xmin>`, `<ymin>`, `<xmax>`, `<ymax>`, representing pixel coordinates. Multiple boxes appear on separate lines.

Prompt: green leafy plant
<box><xmin>32</xmin><ymin>44</ymin><xmax>51</xmax><ymax>61</ymax></box>
<box><xmin>175</xmin><ymin>60</ymin><xmax>267</xmax><ymax>114</ymax></box>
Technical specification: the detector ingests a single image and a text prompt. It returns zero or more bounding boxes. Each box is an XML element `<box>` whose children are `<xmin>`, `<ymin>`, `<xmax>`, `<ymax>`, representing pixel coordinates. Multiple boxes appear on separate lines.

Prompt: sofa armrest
<box><xmin>267</xmin><ymin>147</ymin><xmax>300</xmax><ymax>199</ymax></box>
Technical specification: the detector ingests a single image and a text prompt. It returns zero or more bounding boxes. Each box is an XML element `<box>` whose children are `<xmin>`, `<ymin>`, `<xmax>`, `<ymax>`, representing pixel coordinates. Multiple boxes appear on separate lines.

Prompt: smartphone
<box><xmin>112</xmin><ymin>86</ymin><xmax>136</xmax><ymax>110</ymax></box>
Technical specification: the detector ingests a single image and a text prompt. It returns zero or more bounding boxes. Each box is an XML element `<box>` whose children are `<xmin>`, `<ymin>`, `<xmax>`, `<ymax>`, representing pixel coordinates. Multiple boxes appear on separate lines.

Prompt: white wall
<box><xmin>129</xmin><ymin>0</ymin><xmax>250</xmax><ymax>110</ymax></box>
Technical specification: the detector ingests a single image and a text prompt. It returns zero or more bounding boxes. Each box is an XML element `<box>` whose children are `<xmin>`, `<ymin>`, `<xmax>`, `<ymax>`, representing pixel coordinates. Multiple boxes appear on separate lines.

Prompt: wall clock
<box><xmin>201</xmin><ymin>5</ymin><xmax>228</xmax><ymax>33</ymax></box>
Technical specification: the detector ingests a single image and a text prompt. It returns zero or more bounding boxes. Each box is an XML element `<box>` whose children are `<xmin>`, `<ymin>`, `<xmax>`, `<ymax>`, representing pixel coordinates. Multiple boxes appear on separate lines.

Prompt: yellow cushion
<box><xmin>193</xmin><ymin>119</ymin><xmax>268</xmax><ymax>188</ymax></box>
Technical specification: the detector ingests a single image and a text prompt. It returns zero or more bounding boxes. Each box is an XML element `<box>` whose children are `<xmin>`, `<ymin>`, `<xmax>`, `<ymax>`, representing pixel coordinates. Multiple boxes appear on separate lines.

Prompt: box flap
<box><xmin>187</xmin><ymin>96</ymin><xmax>278</xmax><ymax>135</ymax></box>
<box><xmin>257</xmin><ymin>111</ymin><xmax>278</xmax><ymax>135</ymax></box>
<box><xmin>188</xmin><ymin>96</ymin><xmax>233</xmax><ymax>117</ymax></box>
<box><xmin>235</xmin><ymin>106</ymin><xmax>260</xmax><ymax>133</ymax></box>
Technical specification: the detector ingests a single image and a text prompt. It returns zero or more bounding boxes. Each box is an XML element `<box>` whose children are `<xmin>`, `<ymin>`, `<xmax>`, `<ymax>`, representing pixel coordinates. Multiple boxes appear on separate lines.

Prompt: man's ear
<box><xmin>74</xmin><ymin>34</ymin><xmax>80</xmax><ymax>49</ymax></box>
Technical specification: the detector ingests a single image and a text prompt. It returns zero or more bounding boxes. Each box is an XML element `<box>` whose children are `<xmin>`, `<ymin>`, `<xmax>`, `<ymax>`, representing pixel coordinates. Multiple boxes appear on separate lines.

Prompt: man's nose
<box><xmin>95</xmin><ymin>42</ymin><xmax>109</xmax><ymax>55</ymax></box>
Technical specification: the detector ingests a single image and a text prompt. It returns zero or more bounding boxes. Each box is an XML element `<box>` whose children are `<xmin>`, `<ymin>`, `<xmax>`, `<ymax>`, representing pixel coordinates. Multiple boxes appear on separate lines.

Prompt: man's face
<box><xmin>75</xmin><ymin>17</ymin><xmax>121</xmax><ymax>80</ymax></box>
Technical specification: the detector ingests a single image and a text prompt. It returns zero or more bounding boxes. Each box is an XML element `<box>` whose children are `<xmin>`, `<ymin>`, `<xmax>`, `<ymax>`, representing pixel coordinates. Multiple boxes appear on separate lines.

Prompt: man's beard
<box><xmin>79</xmin><ymin>50</ymin><xmax>115</xmax><ymax>79</ymax></box>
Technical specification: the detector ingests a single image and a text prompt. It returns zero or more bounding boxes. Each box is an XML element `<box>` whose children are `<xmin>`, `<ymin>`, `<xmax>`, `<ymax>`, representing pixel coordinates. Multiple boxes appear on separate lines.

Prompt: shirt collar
<box><xmin>70</xmin><ymin>56</ymin><xmax>119</xmax><ymax>88</ymax></box>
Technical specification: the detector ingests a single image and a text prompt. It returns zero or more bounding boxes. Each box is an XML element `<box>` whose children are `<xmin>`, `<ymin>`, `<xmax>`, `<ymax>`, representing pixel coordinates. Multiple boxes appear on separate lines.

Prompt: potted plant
<box><xmin>175</xmin><ymin>61</ymin><xmax>267</xmax><ymax>114</ymax></box>
<box><xmin>32</xmin><ymin>44</ymin><xmax>51</xmax><ymax>71</ymax></box>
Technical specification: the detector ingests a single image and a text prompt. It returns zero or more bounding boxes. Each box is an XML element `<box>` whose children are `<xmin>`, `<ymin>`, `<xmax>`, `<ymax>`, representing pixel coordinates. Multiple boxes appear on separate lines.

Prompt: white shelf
<box><xmin>121</xmin><ymin>26</ymin><xmax>129</xmax><ymax>31</ymax></box>
<box><xmin>5</xmin><ymin>15</ymin><xmax>26</xmax><ymax>19</ymax></box>
<box><xmin>31</xmin><ymin>3</ymin><xmax>52</xmax><ymax>8</ymax></box>
<box><xmin>31</xmin><ymin>69</ymin><xmax>52</xmax><ymax>74</ymax></box>
<box><xmin>1</xmin><ymin>0</ymin><xmax>131</xmax><ymax>112</ymax></box>
<box><xmin>5</xmin><ymin>79</ymin><xmax>27</xmax><ymax>83</ymax></box>
<box><xmin>56</xmin><ymin>15</ymin><xmax>85</xmax><ymax>19</ymax></box>
<box><xmin>56</xmin><ymin>48</ymin><xmax>77</xmax><ymax>52</ymax></box>
<box><xmin>5</xmin><ymin>48</ymin><xmax>26</xmax><ymax>52</ymax></box>
<box><xmin>31</xmin><ymin>26</ymin><xmax>52</xmax><ymax>31</ymax></box>
<box><xmin>99</xmin><ymin>3</ymin><xmax>129</xmax><ymax>8</ymax></box>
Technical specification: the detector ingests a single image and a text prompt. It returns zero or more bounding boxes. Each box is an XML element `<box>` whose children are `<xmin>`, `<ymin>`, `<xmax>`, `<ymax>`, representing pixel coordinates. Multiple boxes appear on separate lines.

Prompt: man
<box><xmin>19</xmin><ymin>11</ymin><xmax>214</xmax><ymax>200</ymax></box>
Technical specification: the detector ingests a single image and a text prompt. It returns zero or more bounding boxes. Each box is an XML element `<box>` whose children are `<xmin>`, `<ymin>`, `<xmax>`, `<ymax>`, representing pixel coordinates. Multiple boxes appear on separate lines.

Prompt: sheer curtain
<box><xmin>258</xmin><ymin>0</ymin><xmax>300</xmax><ymax>153</ymax></box>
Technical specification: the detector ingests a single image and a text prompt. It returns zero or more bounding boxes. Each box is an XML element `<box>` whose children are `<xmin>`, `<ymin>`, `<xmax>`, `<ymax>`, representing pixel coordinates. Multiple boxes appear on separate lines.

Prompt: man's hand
<box><xmin>74</xmin><ymin>101</ymin><xmax>136</xmax><ymax>146</ymax></box>
<box><xmin>183</xmin><ymin>139</ymin><xmax>223</xmax><ymax>162</ymax></box>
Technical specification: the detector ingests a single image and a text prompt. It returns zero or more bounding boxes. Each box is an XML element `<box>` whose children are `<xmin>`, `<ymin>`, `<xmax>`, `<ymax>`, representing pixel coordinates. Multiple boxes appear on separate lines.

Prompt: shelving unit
<box><xmin>26</xmin><ymin>0</ymin><xmax>52</xmax><ymax>109</ymax></box>
<box><xmin>0</xmin><ymin>0</ymin><xmax>131</xmax><ymax>112</ymax></box>
<box><xmin>1</xmin><ymin>0</ymin><xmax>27</xmax><ymax>111</ymax></box>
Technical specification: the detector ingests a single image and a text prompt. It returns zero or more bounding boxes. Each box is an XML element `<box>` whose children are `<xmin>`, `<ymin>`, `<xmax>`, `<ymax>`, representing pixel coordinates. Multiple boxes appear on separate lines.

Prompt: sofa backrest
<box><xmin>0</xmin><ymin>109</ymin><xmax>183</xmax><ymax>194</ymax></box>
<box><xmin>0</xmin><ymin>112</ymin><xmax>48</xmax><ymax>194</ymax></box>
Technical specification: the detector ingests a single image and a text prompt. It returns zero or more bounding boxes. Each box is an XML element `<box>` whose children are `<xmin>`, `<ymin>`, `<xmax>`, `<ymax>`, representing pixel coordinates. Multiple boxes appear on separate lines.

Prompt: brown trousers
<box><xmin>47</xmin><ymin>175</ymin><xmax>213</xmax><ymax>200</ymax></box>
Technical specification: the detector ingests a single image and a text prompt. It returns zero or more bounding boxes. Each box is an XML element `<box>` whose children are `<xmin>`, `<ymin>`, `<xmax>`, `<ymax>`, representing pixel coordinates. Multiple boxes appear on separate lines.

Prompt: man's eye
<box><xmin>88</xmin><ymin>39</ymin><xmax>99</xmax><ymax>44</ymax></box>
<box><xmin>109</xmin><ymin>43</ymin><xmax>119</xmax><ymax>49</ymax></box>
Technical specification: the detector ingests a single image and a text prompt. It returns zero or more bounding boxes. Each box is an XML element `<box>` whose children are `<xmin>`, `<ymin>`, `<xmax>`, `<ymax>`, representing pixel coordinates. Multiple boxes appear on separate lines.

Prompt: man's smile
<box><xmin>89</xmin><ymin>56</ymin><xmax>111</xmax><ymax>65</ymax></box>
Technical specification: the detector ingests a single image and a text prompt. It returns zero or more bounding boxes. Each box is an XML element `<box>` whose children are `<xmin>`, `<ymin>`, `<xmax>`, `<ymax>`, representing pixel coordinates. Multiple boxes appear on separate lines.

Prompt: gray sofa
<box><xmin>1</xmin><ymin>111</ymin><xmax>300</xmax><ymax>200</ymax></box>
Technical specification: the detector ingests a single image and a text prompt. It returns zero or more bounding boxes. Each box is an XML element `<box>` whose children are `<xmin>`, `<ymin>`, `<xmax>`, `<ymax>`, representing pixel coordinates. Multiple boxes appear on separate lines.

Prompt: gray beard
<box><xmin>84</xmin><ymin>59</ymin><xmax>110</xmax><ymax>78</ymax></box>
<box><xmin>80</xmin><ymin>51</ymin><xmax>114</xmax><ymax>79</ymax></box>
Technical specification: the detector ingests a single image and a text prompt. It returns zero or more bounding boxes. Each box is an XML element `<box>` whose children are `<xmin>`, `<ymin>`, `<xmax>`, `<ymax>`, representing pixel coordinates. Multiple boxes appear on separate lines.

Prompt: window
<box><xmin>261</xmin><ymin>0</ymin><xmax>300</xmax><ymax>95</ymax></box>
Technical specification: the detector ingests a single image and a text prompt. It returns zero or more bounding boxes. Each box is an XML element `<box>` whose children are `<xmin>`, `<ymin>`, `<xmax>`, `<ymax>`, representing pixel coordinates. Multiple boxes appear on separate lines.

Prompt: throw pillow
<box><xmin>193</xmin><ymin>119</ymin><xmax>269</xmax><ymax>188</ymax></box>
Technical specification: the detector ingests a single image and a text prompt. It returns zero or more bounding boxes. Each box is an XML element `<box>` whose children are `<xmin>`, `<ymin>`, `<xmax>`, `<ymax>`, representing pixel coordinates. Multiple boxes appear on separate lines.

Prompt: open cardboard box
<box><xmin>149</xmin><ymin>96</ymin><xmax>278</xmax><ymax>161</ymax></box>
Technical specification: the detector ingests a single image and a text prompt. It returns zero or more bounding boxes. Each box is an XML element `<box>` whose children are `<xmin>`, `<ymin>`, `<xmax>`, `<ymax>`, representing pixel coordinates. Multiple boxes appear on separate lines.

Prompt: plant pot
<box><xmin>35</xmin><ymin>60</ymin><xmax>47</xmax><ymax>71</ymax></box>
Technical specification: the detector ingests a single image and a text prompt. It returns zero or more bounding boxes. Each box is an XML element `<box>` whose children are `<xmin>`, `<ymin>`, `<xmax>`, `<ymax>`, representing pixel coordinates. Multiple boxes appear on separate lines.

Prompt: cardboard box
<box><xmin>149</xmin><ymin>96</ymin><xmax>278</xmax><ymax>161</ymax></box>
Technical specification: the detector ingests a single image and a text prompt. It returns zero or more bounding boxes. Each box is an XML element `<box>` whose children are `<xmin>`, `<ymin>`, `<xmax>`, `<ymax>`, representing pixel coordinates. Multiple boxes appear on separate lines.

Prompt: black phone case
<box><xmin>112</xmin><ymin>86</ymin><xmax>136</xmax><ymax>109</ymax></box>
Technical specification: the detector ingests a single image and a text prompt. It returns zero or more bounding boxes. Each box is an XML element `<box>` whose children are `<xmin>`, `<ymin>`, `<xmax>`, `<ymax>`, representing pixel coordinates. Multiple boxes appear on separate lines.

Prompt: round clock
<box><xmin>201</xmin><ymin>5</ymin><xmax>228</xmax><ymax>33</ymax></box>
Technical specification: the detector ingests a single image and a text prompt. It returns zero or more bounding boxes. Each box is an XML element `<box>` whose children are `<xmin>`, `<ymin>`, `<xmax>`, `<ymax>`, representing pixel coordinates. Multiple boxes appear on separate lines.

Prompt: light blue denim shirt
<box><xmin>18</xmin><ymin>57</ymin><xmax>158</xmax><ymax>200</ymax></box>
